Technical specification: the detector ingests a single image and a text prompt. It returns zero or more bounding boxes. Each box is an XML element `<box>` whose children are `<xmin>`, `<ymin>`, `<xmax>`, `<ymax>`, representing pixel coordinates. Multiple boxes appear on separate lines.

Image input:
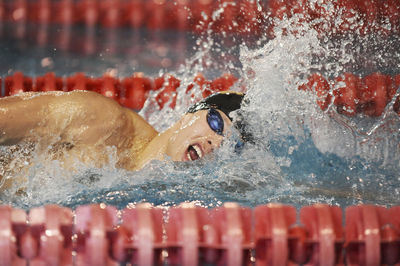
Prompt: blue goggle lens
<box><xmin>207</xmin><ymin>108</ymin><xmax>224</xmax><ymax>135</ymax></box>
<box><xmin>234</xmin><ymin>140</ymin><xmax>244</xmax><ymax>153</ymax></box>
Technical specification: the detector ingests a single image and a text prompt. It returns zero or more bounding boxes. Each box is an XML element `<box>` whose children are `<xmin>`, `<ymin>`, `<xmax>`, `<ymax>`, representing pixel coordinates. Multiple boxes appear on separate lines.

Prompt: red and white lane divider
<box><xmin>0</xmin><ymin>203</ymin><xmax>399</xmax><ymax>265</ymax></box>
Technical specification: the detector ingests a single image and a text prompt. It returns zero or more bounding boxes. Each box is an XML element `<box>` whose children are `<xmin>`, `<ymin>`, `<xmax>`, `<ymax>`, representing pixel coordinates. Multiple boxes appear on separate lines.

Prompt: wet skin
<box><xmin>0</xmin><ymin>91</ymin><xmax>232</xmax><ymax>179</ymax></box>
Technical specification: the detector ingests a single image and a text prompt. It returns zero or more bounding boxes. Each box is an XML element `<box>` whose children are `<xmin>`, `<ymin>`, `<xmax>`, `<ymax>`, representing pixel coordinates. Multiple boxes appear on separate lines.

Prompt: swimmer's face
<box><xmin>165</xmin><ymin>109</ymin><xmax>232</xmax><ymax>161</ymax></box>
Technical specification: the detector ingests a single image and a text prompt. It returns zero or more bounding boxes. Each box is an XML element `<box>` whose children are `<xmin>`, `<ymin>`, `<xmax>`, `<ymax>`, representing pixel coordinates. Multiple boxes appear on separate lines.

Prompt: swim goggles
<box><xmin>206</xmin><ymin>108</ymin><xmax>224</xmax><ymax>135</ymax></box>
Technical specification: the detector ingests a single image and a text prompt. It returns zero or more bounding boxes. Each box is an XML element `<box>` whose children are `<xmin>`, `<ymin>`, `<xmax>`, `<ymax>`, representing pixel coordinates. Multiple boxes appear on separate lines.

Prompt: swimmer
<box><xmin>0</xmin><ymin>90</ymin><xmax>245</xmax><ymax>176</ymax></box>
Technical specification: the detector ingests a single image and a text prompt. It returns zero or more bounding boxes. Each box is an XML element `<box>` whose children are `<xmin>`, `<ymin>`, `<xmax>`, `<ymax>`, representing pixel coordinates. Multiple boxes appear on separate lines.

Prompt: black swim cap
<box><xmin>187</xmin><ymin>91</ymin><xmax>244</xmax><ymax>120</ymax></box>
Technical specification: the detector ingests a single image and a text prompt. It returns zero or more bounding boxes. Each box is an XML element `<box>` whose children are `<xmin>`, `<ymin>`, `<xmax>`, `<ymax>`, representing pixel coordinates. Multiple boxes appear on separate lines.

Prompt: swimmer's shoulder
<box><xmin>1</xmin><ymin>90</ymin><xmax>94</xmax><ymax>101</ymax></box>
<box><xmin>49</xmin><ymin>90</ymin><xmax>121</xmax><ymax>106</ymax></box>
<box><xmin>46</xmin><ymin>90</ymin><xmax>157</xmax><ymax>141</ymax></box>
<box><xmin>36</xmin><ymin>90</ymin><xmax>126</xmax><ymax>119</ymax></box>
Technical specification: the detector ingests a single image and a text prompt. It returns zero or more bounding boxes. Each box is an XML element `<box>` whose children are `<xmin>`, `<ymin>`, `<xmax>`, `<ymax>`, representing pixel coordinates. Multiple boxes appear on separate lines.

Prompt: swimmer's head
<box><xmin>188</xmin><ymin>91</ymin><xmax>252</xmax><ymax>144</ymax></box>
<box><xmin>163</xmin><ymin>91</ymin><xmax>251</xmax><ymax>162</ymax></box>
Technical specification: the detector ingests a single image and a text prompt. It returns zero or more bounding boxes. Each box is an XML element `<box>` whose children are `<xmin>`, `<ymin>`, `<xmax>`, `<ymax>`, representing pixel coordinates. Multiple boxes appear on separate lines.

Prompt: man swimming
<box><xmin>0</xmin><ymin>90</ymin><xmax>244</xmax><ymax>184</ymax></box>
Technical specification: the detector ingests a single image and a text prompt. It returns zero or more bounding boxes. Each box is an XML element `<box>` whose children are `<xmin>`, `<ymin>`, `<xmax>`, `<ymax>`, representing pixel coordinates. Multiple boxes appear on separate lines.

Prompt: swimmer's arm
<box><xmin>0</xmin><ymin>91</ymin><xmax>157</xmax><ymax>146</ymax></box>
<box><xmin>0</xmin><ymin>91</ymin><xmax>129</xmax><ymax>144</ymax></box>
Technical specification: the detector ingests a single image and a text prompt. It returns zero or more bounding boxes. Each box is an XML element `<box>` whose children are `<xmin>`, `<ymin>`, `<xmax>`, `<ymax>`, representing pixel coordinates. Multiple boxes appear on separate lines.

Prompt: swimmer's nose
<box><xmin>204</xmin><ymin>137</ymin><xmax>223</xmax><ymax>153</ymax></box>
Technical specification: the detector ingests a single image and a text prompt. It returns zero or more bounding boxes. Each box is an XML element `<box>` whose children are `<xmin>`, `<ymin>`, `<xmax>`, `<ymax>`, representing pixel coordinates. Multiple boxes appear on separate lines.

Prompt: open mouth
<box><xmin>186</xmin><ymin>144</ymin><xmax>203</xmax><ymax>161</ymax></box>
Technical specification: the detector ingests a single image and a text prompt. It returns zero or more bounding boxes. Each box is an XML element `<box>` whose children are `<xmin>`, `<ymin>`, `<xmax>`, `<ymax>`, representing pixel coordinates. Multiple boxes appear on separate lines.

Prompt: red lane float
<box><xmin>34</xmin><ymin>72</ymin><xmax>63</xmax><ymax>92</ymax></box>
<box><xmin>254</xmin><ymin>204</ymin><xmax>296</xmax><ymax>265</ymax></box>
<box><xmin>75</xmin><ymin>204</ymin><xmax>118</xmax><ymax>266</ymax></box>
<box><xmin>154</xmin><ymin>75</ymin><xmax>181</xmax><ymax>109</ymax></box>
<box><xmin>166</xmin><ymin>202</ymin><xmax>209</xmax><ymax>265</ymax></box>
<box><xmin>28</xmin><ymin>205</ymin><xmax>73</xmax><ymax>266</ymax></box>
<box><xmin>210</xmin><ymin>203</ymin><xmax>252</xmax><ymax>265</ymax></box>
<box><xmin>4</xmin><ymin>72</ymin><xmax>33</xmax><ymax>96</ymax></box>
<box><xmin>120</xmin><ymin>73</ymin><xmax>154</xmax><ymax>110</ymax></box>
<box><xmin>1</xmin><ymin>0</ymin><xmax>399</xmax><ymax>36</ymax></box>
<box><xmin>1</xmin><ymin>0</ymin><xmax>266</xmax><ymax>34</ymax></box>
<box><xmin>300</xmin><ymin>205</ymin><xmax>343</xmax><ymax>265</ymax></box>
<box><xmin>2</xmin><ymin>71</ymin><xmax>400</xmax><ymax>117</ymax></box>
<box><xmin>345</xmin><ymin>205</ymin><xmax>400</xmax><ymax>266</ymax></box>
<box><xmin>3</xmin><ymin>71</ymin><xmax>400</xmax><ymax>117</ymax></box>
<box><xmin>300</xmin><ymin>72</ymin><xmax>400</xmax><ymax>117</ymax></box>
<box><xmin>0</xmin><ymin>71</ymin><xmax>239</xmax><ymax>111</ymax></box>
<box><xmin>0</xmin><ymin>203</ymin><xmax>399</xmax><ymax>265</ymax></box>
<box><xmin>0</xmin><ymin>206</ymin><xmax>26</xmax><ymax>266</ymax></box>
<box><xmin>116</xmin><ymin>203</ymin><xmax>163</xmax><ymax>265</ymax></box>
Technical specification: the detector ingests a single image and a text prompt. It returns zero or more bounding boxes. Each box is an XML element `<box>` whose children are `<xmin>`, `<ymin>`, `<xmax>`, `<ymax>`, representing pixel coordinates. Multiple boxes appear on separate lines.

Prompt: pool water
<box><xmin>0</xmin><ymin>4</ymin><xmax>399</xmax><ymax>210</ymax></box>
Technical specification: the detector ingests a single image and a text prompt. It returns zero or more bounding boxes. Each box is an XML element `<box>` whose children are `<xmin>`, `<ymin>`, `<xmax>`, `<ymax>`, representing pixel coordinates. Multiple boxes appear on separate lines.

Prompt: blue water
<box><xmin>0</xmin><ymin>14</ymin><xmax>399</xmax><ymax>210</ymax></box>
